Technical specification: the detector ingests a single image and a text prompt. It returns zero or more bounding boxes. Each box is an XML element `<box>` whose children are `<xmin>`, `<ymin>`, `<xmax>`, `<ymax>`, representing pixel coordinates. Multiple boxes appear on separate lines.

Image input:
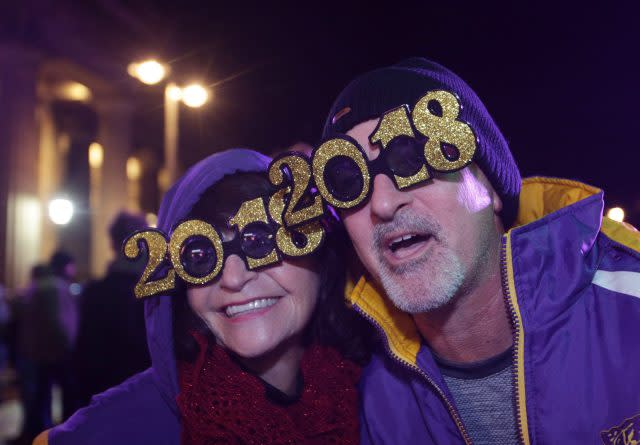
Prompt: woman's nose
<box><xmin>218</xmin><ymin>254</ymin><xmax>257</xmax><ymax>291</ymax></box>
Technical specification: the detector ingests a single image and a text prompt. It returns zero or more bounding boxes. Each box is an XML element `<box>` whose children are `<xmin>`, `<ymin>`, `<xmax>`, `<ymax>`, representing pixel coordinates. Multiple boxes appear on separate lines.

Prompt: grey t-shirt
<box><xmin>434</xmin><ymin>347</ymin><xmax>519</xmax><ymax>445</ymax></box>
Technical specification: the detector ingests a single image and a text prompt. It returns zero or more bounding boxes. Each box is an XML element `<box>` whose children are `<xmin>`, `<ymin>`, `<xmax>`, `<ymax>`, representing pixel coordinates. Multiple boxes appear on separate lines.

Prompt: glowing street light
<box><xmin>128</xmin><ymin>59</ymin><xmax>211</xmax><ymax>191</ymax></box>
<box><xmin>127</xmin><ymin>59</ymin><xmax>167</xmax><ymax>85</ymax></box>
<box><xmin>55</xmin><ymin>81</ymin><xmax>92</xmax><ymax>102</ymax></box>
<box><xmin>126</xmin><ymin>156</ymin><xmax>142</xmax><ymax>181</ymax></box>
<box><xmin>166</xmin><ymin>84</ymin><xmax>183</xmax><ymax>102</ymax></box>
<box><xmin>88</xmin><ymin>142</ymin><xmax>104</xmax><ymax>169</ymax></box>
<box><xmin>181</xmin><ymin>84</ymin><xmax>209</xmax><ymax>108</ymax></box>
<box><xmin>607</xmin><ymin>207</ymin><xmax>625</xmax><ymax>222</ymax></box>
<box><xmin>146</xmin><ymin>212</ymin><xmax>158</xmax><ymax>228</ymax></box>
<box><xmin>49</xmin><ymin>198</ymin><xmax>74</xmax><ymax>225</ymax></box>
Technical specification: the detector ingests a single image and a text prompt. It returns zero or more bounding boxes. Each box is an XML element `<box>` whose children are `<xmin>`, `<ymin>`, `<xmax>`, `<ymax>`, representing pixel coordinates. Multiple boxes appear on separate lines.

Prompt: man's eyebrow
<box><xmin>332</xmin><ymin>106</ymin><xmax>351</xmax><ymax>124</ymax></box>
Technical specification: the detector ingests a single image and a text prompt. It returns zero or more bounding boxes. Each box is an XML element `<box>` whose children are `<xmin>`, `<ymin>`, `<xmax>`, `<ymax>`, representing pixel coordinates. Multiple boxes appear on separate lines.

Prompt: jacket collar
<box><xmin>347</xmin><ymin>177</ymin><xmax>604</xmax><ymax>366</ymax></box>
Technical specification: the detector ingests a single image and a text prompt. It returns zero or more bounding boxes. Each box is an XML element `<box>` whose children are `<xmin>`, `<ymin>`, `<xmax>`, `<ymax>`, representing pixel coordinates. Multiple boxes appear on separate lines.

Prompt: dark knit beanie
<box><xmin>322</xmin><ymin>57</ymin><xmax>521</xmax><ymax>229</ymax></box>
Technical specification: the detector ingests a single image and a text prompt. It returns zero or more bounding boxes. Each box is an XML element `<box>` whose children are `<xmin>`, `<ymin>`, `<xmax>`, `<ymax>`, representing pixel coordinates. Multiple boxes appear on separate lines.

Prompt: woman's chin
<box><xmin>223</xmin><ymin>334</ymin><xmax>281</xmax><ymax>360</ymax></box>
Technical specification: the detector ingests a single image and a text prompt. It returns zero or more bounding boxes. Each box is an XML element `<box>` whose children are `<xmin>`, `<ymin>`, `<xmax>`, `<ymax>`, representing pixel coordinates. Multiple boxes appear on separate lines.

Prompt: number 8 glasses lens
<box><xmin>385</xmin><ymin>135</ymin><xmax>426</xmax><ymax>177</ymax></box>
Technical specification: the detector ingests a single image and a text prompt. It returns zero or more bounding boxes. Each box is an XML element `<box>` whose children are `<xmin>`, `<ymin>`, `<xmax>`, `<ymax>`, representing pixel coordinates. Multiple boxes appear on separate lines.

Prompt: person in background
<box><xmin>73</xmin><ymin>211</ymin><xmax>150</xmax><ymax>408</ymax></box>
<box><xmin>15</xmin><ymin>258</ymin><xmax>77</xmax><ymax>444</ymax></box>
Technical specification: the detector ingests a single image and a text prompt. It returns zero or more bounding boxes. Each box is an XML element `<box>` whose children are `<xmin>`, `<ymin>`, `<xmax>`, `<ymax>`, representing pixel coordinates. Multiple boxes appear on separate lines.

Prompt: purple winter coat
<box><xmin>48</xmin><ymin>149</ymin><xmax>272</xmax><ymax>445</ymax></box>
<box><xmin>350</xmin><ymin>177</ymin><xmax>640</xmax><ymax>444</ymax></box>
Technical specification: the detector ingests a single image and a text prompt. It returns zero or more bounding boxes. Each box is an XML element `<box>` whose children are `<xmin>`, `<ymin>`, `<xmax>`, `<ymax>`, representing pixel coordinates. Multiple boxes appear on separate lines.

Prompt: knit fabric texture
<box><xmin>177</xmin><ymin>335</ymin><xmax>360</xmax><ymax>445</ymax></box>
<box><xmin>322</xmin><ymin>57</ymin><xmax>521</xmax><ymax>229</ymax></box>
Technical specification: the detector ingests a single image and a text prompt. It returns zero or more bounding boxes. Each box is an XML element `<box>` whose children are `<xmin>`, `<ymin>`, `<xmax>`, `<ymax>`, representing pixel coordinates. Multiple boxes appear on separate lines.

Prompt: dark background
<box><xmin>5</xmin><ymin>1</ymin><xmax>640</xmax><ymax>221</ymax></box>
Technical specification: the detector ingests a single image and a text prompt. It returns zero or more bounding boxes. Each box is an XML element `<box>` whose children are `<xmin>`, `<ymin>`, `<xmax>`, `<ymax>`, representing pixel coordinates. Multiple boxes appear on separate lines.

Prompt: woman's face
<box><xmin>187</xmin><ymin>254</ymin><xmax>321</xmax><ymax>359</ymax></box>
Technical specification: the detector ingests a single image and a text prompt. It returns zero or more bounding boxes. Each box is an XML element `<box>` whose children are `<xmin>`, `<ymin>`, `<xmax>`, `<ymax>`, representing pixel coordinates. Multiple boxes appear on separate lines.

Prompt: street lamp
<box><xmin>49</xmin><ymin>198</ymin><xmax>74</xmax><ymax>225</ymax></box>
<box><xmin>127</xmin><ymin>60</ymin><xmax>167</xmax><ymax>85</ymax></box>
<box><xmin>128</xmin><ymin>59</ymin><xmax>210</xmax><ymax>192</ymax></box>
<box><xmin>181</xmin><ymin>84</ymin><xmax>209</xmax><ymax>108</ymax></box>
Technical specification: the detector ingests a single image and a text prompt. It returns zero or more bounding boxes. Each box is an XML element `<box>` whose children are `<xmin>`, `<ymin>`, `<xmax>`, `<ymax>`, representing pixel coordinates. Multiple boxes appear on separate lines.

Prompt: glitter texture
<box><xmin>169</xmin><ymin>220</ymin><xmax>224</xmax><ymax>284</ymax></box>
<box><xmin>276</xmin><ymin>221</ymin><xmax>324</xmax><ymax>258</ymax></box>
<box><xmin>411</xmin><ymin>90</ymin><xmax>477</xmax><ymax>172</ymax></box>
<box><xmin>269</xmin><ymin>154</ymin><xmax>324</xmax><ymax>227</ymax></box>
<box><xmin>229</xmin><ymin>197</ymin><xmax>280</xmax><ymax>269</ymax></box>
<box><xmin>229</xmin><ymin>197</ymin><xmax>270</xmax><ymax>228</ymax></box>
<box><xmin>268</xmin><ymin>188</ymin><xmax>288</xmax><ymax>224</ymax></box>
<box><xmin>246</xmin><ymin>249</ymin><xmax>280</xmax><ymax>269</ymax></box>
<box><xmin>269</xmin><ymin>189</ymin><xmax>325</xmax><ymax>258</ymax></box>
<box><xmin>369</xmin><ymin>105</ymin><xmax>415</xmax><ymax>148</ymax></box>
<box><xmin>311</xmin><ymin>137</ymin><xmax>370</xmax><ymax>209</ymax></box>
<box><xmin>394</xmin><ymin>165</ymin><xmax>430</xmax><ymax>189</ymax></box>
<box><xmin>124</xmin><ymin>229</ymin><xmax>176</xmax><ymax>298</ymax></box>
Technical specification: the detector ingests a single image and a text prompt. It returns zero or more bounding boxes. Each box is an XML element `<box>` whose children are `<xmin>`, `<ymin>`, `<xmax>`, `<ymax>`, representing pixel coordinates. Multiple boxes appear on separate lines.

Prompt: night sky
<box><xmin>122</xmin><ymin>2</ymin><xmax>640</xmax><ymax>217</ymax></box>
<box><xmin>8</xmin><ymin>1</ymin><xmax>640</xmax><ymax>221</ymax></box>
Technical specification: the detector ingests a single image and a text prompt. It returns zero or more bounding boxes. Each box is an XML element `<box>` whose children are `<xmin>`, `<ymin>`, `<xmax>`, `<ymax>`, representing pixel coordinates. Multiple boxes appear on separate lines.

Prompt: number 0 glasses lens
<box><xmin>180</xmin><ymin>236</ymin><xmax>218</xmax><ymax>278</ymax></box>
<box><xmin>320</xmin><ymin>135</ymin><xmax>427</xmax><ymax>204</ymax></box>
<box><xmin>323</xmin><ymin>155</ymin><xmax>365</xmax><ymax>202</ymax></box>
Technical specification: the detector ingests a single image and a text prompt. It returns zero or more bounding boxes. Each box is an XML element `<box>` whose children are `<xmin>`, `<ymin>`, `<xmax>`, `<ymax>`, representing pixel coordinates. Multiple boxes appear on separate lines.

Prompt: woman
<box><xmin>38</xmin><ymin>148</ymin><xmax>371</xmax><ymax>445</ymax></box>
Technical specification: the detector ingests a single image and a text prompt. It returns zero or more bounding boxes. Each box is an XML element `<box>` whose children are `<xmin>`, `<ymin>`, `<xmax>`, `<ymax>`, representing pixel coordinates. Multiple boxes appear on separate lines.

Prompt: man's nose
<box><xmin>219</xmin><ymin>254</ymin><xmax>257</xmax><ymax>291</ymax></box>
<box><xmin>369</xmin><ymin>174</ymin><xmax>412</xmax><ymax>221</ymax></box>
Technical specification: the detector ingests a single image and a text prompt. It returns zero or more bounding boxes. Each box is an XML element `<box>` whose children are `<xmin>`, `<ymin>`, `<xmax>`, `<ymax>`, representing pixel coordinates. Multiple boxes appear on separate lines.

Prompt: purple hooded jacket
<box><xmin>48</xmin><ymin>149</ymin><xmax>272</xmax><ymax>445</ymax></box>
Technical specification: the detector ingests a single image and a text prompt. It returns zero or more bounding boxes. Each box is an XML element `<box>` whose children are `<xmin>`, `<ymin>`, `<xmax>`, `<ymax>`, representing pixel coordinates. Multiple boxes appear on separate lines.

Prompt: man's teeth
<box><xmin>391</xmin><ymin>234</ymin><xmax>417</xmax><ymax>245</ymax></box>
<box><xmin>225</xmin><ymin>298</ymin><xmax>279</xmax><ymax>317</ymax></box>
<box><xmin>388</xmin><ymin>233</ymin><xmax>429</xmax><ymax>252</ymax></box>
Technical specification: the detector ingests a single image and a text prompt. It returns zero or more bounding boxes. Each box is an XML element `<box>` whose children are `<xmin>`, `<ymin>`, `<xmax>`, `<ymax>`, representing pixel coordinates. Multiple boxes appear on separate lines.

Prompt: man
<box><xmin>17</xmin><ymin>256</ymin><xmax>78</xmax><ymax>444</ymax></box>
<box><xmin>321</xmin><ymin>58</ymin><xmax>640</xmax><ymax>444</ymax></box>
<box><xmin>74</xmin><ymin>211</ymin><xmax>151</xmax><ymax>407</ymax></box>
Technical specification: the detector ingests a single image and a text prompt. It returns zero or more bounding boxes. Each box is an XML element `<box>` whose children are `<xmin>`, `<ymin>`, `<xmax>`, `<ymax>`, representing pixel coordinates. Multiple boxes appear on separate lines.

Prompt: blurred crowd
<box><xmin>0</xmin><ymin>212</ymin><xmax>151</xmax><ymax>444</ymax></box>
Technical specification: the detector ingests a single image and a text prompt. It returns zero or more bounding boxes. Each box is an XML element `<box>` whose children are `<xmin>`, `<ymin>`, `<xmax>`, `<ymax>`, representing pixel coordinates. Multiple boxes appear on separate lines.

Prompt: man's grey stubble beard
<box><xmin>373</xmin><ymin>211</ymin><xmax>465</xmax><ymax>314</ymax></box>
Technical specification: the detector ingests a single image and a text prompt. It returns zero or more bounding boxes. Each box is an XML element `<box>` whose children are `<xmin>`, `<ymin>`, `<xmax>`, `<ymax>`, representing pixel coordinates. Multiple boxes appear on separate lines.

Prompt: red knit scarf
<box><xmin>177</xmin><ymin>339</ymin><xmax>361</xmax><ymax>445</ymax></box>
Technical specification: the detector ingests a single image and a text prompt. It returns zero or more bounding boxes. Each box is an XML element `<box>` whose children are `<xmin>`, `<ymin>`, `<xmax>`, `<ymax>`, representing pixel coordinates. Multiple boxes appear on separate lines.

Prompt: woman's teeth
<box><xmin>225</xmin><ymin>298</ymin><xmax>279</xmax><ymax>318</ymax></box>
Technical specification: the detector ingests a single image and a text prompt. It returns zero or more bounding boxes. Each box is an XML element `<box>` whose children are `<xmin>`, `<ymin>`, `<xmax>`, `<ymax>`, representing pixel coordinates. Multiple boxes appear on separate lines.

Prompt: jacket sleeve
<box><xmin>48</xmin><ymin>368</ymin><xmax>180</xmax><ymax>445</ymax></box>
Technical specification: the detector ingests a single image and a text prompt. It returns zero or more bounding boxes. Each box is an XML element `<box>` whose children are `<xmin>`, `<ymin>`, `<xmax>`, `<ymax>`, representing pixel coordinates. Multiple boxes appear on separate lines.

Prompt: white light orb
<box><xmin>181</xmin><ymin>84</ymin><xmax>209</xmax><ymax>108</ymax></box>
<box><xmin>607</xmin><ymin>207</ymin><xmax>625</xmax><ymax>222</ymax></box>
<box><xmin>49</xmin><ymin>198</ymin><xmax>74</xmax><ymax>225</ymax></box>
<box><xmin>129</xmin><ymin>60</ymin><xmax>166</xmax><ymax>85</ymax></box>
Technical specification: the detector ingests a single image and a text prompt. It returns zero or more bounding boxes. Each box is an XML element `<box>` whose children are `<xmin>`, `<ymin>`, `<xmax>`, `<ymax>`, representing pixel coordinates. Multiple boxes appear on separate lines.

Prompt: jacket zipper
<box><xmin>353</xmin><ymin>306</ymin><xmax>473</xmax><ymax>445</ymax></box>
<box><xmin>500</xmin><ymin>233</ymin><xmax>529</xmax><ymax>445</ymax></box>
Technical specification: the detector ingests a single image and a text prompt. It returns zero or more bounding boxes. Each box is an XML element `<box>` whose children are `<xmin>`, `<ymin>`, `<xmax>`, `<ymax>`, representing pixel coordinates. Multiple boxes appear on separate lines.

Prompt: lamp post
<box><xmin>128</xmin><ymin>59</ymin><xmax>210</xmax><ymax>194</ymax></box>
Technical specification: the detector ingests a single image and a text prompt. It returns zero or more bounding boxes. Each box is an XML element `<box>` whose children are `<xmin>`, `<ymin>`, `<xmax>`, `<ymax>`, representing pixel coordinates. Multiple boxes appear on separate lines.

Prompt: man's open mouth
<box><xmin>385</xmin><ymin>232</ymin><xmax>433</xmax><ymax>262</ymax></box>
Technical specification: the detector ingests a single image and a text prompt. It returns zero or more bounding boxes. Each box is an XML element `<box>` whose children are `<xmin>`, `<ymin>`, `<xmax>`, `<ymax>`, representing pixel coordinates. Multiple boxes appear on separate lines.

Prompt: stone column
<box><xmin>92</xmin><ymin>97</ymin><xmax>133</xmax><ymax>277</ymax></box>
<box><xmin>36</xmin><ymin>101</ymin><xmax>63</xmax><ymax>265</ymax></box>
<box><xmin>0</xmin><ymin>44</ymin><xmax>43</xmax><ymax>290</ymax></box>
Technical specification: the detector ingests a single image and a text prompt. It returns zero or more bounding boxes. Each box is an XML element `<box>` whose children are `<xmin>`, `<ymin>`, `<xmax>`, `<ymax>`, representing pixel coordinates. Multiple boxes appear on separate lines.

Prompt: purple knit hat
<box><xmin>322</xmin><ymin>57</ymin><xmax>521</xmax><ymax>229</ymax></box>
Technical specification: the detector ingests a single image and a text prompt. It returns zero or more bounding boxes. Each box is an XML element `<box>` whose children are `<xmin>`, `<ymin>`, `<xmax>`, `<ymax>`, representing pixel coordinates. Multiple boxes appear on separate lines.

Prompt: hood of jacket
<box><xmin>144</xmin><ymin>148</ymin><xmax>272</xmax><ymax>413</ymax></box>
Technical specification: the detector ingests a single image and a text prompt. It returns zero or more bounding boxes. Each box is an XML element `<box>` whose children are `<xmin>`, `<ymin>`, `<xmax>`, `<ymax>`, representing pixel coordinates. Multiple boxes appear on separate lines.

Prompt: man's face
<box><xmin>343</xmin><ymin>119</ymin><xmax>504</xmax><ymax>313</ymax></box>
